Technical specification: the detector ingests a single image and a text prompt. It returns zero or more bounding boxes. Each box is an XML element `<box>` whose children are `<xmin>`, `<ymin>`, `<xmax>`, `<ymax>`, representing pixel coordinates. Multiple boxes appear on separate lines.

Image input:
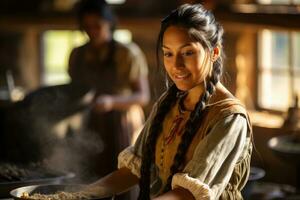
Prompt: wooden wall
<box><xmin>1</xmin><ymin>0</ymin><xmax>300</xmax><ymax>188</ymax></box>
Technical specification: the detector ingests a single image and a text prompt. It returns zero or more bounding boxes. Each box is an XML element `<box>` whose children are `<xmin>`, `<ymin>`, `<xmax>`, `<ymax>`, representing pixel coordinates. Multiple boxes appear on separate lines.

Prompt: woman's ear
<box><xmin>211</xmin><ymin>46</ymin><xmax>221</xmax><ymax>62</ymax></box>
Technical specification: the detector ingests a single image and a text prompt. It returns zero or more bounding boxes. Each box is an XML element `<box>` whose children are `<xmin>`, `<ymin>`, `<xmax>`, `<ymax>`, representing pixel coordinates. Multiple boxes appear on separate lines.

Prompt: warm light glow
<box><xmin>43</xmin><ymin>30</ymin><xmax>88</xmax><ymax>85</ymax></box>
<box><xmin>113</xmin><ymin>29</ymin><xmax>132</xmax><ymax>44</ymax></box>
<box><xmin>236</xmin><ymin>54</ymin><xmax>254</xmax><ymax>108</ymax></box>
<box><xmin>268</xmin><ymin>137</ymin><xmax>279</xmax><ymax>148</ymax></box>
<box><xmin>260</xmin><ymin>30</ymin><xmax>272</xmax><ymax>69</ymax></box>
<box><xmin>259</xmin><ymin>30</ymin><xmax>273</xmax><ymax>108</ymax></box>
<box><xmin>257</xmin><ymin>0</ymin><xmax>292</xmax><ymax>4</ymax></box>
<box><xmin>257</xmin><ymin>0</ymin><xmax>272</xmax><ymax>4</ymax></box>
<box><xmin>248</xmin><ymin>110</ymin><xmax>283</xmax><ymax>128</ymax></box>
<box><xmin>105</xmin><ymin>0</ymin><xmax>126</xmax><ymax>4</ymax></box>
<box><xmin>42</xmin><ymin>29</ymin><xmax>132</xmax><ymax>86</ymax></box>
<box><xmin>258</xmin><ymin>29</ymin><xmax>294</xmax><ymax>111</ymax></box>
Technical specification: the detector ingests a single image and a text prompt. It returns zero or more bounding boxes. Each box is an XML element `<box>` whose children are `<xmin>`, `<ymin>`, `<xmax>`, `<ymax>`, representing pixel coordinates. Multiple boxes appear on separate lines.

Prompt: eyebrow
<box><xmin>162</xmin><ymin>43</ymin><xmax>193</xmax><ymax>49</ymax></box>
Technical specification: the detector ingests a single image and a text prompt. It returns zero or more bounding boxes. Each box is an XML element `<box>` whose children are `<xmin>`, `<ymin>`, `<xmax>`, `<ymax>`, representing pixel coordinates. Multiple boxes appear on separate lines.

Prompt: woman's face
<box><xmin>162</xmin><ymin>25</ymin><xmax>211</xmax><ymax>91</ymax></box>
<box><xmin>81</xmin><ymin>13</ymin><xmax>111</xmax><ymax>45</ymax></box>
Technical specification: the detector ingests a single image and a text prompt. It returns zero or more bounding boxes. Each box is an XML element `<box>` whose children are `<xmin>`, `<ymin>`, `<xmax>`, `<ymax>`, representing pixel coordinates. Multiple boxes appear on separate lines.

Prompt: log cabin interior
<box><xmin>0</xmin><ymin>0</ymin><xmax>300</xmax><ymax>199</ymax></box>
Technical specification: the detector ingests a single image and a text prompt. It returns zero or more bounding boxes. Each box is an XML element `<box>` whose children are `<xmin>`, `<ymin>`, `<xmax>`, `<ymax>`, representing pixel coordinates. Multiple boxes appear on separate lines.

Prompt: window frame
<box><xmin>256</xmin><ymin>29</ymin><xmax>300</xmax><ymax>113</ymax></box>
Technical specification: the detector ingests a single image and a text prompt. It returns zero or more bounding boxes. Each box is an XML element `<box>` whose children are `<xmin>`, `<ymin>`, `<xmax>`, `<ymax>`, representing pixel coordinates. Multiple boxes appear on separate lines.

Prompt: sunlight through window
<box><xmin>257</xmin><ymin>0</ymin><xmax>300</xmax><ymax>4</ymax></box>
<box><xmin>42</xmin><ymin>31</ymin><xmax>88</xmax><ymax>85</ymax></box>
<box><xmin>42</xmin><ymin>29</ymin><xmax>132</xmax><ymax>86</ymax></box>
<box><xmin>258</xmin><ymin>30</ymin><xmax>300</xmax><ymax>111</ymax></box>
<box><xmin>105</xmin><ymin>0</ymin><xmax>126</xmax><ymax>4</ymax></box>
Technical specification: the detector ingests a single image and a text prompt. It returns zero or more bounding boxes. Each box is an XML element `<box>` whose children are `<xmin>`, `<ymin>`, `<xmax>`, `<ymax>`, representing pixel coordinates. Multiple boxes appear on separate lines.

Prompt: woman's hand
<box><xmin>79</xmin><ymin>168</ymin><xmax>139</xmax><ymax>198</ymax></box>
<box><xmin>153</xmin><ymin>187</ymin><xmax>195</xmax><ymax>200</ymax></box>
<box><xmin>94</xmin><ymin>95</ymin><xmax>115</xmax><ymax>112</ymax></box>
<box><xmin>81</xmin><ymin>89</ymin><xmax>97</xmax><ymax>105</ymax></box>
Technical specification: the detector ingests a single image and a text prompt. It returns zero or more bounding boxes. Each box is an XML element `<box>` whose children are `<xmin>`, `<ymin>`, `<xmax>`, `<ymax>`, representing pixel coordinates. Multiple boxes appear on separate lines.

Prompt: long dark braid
<box><xmin>163</xmin><ymin>61</ymin><xmax>223</xmax><ymax>192</ymax></box>
<box><xmin>162</xmin><ymin>5</ymin><xmax>224</xmax><ymax>192</ymax></box>
<box><xmin>138</xmin><ymin>84</ymin><xmax>178</xmax><ymax>200</ymax></box>
<box><xmin>139</xmin><ymin>3</ymin><xmax>224</xmax><ymax>198</ymax></box>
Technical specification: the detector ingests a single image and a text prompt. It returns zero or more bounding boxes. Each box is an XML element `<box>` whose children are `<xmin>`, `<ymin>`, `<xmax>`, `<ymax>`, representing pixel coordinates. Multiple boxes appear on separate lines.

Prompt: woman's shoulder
<box><xmin>207</xmin><ymin>84</ymin><xmax>245</xmax><ymax>111</ymax></box>
<box><xmin>70</xmin><ymin>43</ymin><xmax>88</xmax><ymax>55</ymax></box>
<box><xmin>114</xmin><ymin>40</ymin><xmax>145</xmax><ymax>57</ymax></box>
<box><xmin>204</xmin><ymin>84</ymin><xmax>249</xmax><ymax>124</ymax></box>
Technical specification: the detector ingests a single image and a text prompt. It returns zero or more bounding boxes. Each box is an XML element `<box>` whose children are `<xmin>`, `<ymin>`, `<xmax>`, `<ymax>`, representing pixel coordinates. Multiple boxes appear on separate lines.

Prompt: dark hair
<box><xmin>75</xmin><ymin>0</ymin><xmax>116</xmax><ymax>31</ymax></box>
<box><xmin>138</xmin><ymin>4</ymin><xmax>224</xmax><ymax>199</ymax></box>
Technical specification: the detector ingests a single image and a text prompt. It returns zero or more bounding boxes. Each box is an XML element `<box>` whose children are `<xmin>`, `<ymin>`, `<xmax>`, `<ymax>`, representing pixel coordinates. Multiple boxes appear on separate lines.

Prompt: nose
<box><xmin>174</xmin><ymin>54</ymin><xmax>185</xmax><ymax>69</ymax></box>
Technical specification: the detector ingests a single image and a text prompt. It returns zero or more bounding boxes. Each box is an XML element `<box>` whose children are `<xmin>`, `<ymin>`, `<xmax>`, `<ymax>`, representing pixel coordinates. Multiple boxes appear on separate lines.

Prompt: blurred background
<box><xmin>0</xmin><ymin>0</ymin><xmax>300</xmax><ymax>199</ymax></box>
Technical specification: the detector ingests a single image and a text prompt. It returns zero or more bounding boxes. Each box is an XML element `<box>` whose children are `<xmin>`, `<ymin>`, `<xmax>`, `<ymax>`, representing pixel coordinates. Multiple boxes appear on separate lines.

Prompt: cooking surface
<box><xmin>0</xmin><ymin>163</ymin><xmax>75</xmax><ymax>198</ymax></box>
<box><xmin>0</xmin><ymin>163</ymin><xmax>72</xmax><ymax>182</ymax></box>
<box><xmin>10</xmin><ymin>184</ymin><xmax>114</xmax><ymax>200</ymax></box>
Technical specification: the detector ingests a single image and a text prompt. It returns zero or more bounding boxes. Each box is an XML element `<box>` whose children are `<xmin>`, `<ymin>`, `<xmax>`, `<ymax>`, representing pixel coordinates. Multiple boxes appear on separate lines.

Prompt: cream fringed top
<box><xmin>118</xmin><ymin>88</ymin><xmax>252</xmax><ymax>200</ymax></box>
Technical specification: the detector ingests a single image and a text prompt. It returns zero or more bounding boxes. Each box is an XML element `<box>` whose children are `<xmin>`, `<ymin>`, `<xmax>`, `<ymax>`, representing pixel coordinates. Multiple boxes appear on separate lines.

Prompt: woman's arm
<box><xmin>82</xmin><ymin>167</ymin><xmax>139</xmax><ymax>198</ymax></box>
<box><xmin>94</xmin><ymin>75</ymin><xmax>150</xmax><ymax>112</ymax></box>
<box><xmin>93</xmin><ymin>42</ymin><xmax>150</xmax><ymax>112</ymax></box>
<box><xmin>169</xmin><ymin>114</ymin><xmax>249</xmax><ymax>200</ymax></box>
<box><xmin>84</xmin><ymin>168</ymin><xmax>195</xmax><ymax>200</ymax></box>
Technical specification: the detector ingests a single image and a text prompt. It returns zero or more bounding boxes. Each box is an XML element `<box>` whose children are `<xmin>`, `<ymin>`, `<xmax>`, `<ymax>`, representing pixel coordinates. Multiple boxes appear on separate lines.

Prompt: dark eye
<box><xmin>182</xmin><ymin>50</ymin><xmax>194</xmax><ymax>56</ymax></box>
<box><xmin>163</xmin><ymin>52</ymin><xmax>173</xmax><ymax>57</ymax></box>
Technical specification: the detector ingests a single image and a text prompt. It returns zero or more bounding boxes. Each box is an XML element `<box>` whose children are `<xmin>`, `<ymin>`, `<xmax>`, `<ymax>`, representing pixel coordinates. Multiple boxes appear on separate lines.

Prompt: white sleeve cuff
<box><xmin>117</xmin><ymin>147</ymin><xmax>142</xmax><ymax>178</ymax></box>
<box><xmin>172</xmin><ymin>173</ymin><xmax>212</xmax><ymax>200</ymax></box>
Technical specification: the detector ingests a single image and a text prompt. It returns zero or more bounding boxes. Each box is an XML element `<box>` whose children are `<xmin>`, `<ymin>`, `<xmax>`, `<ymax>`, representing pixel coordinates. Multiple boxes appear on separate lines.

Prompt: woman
<box><xmin>67</xmin><ymin>0</ymin><xmax>150</xmax><ymax>182</ymax></box>
<box><xmin>76</xmin><ymin>3</ymin><xmax>253</xmax><ymax>200</ymax></box>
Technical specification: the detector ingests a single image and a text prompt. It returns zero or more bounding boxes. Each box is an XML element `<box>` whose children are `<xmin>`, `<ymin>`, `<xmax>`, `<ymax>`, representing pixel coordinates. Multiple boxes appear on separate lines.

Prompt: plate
<box><xmin>10</xmin><ymin>184</ymin><xmax>113</xmax><ymax>200</ymax></box>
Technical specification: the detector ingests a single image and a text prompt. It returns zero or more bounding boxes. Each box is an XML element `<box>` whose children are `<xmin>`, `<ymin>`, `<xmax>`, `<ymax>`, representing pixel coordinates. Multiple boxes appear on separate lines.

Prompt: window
<box><xmin>42</xmin><ymin>29</ymin><xmax>132</xmax><ymax>86</ymax></box>
<box><xmin>42</xmin><ymin>31</ymin><xmax>87</xmax><ymax>85</ymax></box>
<box><xmin>105</xmin><ymin>0</ymin><xmax>126</xmax><ymax>4</ymax></box>
<box><xmin>257</xmin><ymin>29</ymin><xmax>300</xmax><ymax>111</ymax></box>
<box><xmin>257</xmin><ymin>0</ymin><xmax>300</xmax><ymax>4</ymax></box>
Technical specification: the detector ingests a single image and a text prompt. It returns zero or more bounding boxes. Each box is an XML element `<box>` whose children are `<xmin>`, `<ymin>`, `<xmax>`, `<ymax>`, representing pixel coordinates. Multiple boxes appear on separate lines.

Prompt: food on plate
<box><xmin>20</xmin><ymin>191</ymin><xmax>88</xmax><ymax>200</ymax></box>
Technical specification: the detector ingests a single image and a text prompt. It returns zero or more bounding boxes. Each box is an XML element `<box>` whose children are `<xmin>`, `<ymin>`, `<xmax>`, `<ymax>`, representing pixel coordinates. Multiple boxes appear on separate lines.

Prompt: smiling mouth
<box><xmin>174</xmin><ymin>73</ymin><xmax>190</xmax><ymax>80</ymax></box>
